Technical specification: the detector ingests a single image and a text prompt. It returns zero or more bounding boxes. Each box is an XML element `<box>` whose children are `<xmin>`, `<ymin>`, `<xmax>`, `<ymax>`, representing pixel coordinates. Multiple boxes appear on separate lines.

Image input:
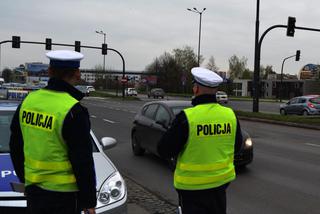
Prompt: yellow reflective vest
<box><xmin>19</xmin><ymin>89</ymin><xmax>79</xmax><ymax>192</ymax></box>
<box><xmin>174</xmin><ymin>103</ymin><xmax>237</xmax><ymax>190</ymax></box>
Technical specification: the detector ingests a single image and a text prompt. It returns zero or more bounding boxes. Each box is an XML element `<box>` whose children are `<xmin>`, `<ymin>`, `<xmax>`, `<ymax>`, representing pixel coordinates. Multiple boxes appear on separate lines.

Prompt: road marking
<box><xmin>91</xmin><ymin>115</ymin><xmax>97</xmax><ymax>118</ymax></box>
<box><xmin>103</xmin><ymin>119</ymin><xmax>115</xmax><ymax>124</ymax></box>
<box><xmin>305</xmin><ymin>143</ymin><xmax>320</xmax><ymax>148</ymax></box>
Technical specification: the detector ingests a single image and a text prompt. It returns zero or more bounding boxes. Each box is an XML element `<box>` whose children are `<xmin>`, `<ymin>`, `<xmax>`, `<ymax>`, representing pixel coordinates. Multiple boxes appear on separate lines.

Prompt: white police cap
<box><xmin>46</xmin><ymin>50</ymin><xmax>84</xmax><ymax>69</ymax></box>
<box><xmin>191</xmin><ymin>67</ymin><xmax>223</xmax><ymax>88</ymax></box>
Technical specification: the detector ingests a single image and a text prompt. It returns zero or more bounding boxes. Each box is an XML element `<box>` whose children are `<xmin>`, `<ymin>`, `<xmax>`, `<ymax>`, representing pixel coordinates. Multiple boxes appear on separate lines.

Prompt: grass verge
<box><xmin>235</xmin><ymin>110</ymin><xmax>320</xmax><ymax>127</ymax></box>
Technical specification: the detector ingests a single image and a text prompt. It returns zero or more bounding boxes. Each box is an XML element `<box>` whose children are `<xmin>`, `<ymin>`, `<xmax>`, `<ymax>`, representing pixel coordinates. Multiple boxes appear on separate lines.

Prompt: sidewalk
<box><xmin>124</xmin><ymin>176</ymin><xmax>177</xmax><ymax>214</ymax></box>
<box><xmin>128</xmin><ymin>203</ymin><xmax>149</xmax><ymax>214</ymax></box>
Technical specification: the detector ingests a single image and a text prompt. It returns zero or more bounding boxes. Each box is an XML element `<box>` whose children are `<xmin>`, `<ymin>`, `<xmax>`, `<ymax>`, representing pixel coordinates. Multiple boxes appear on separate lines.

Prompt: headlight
<box><xmin>97</xmin><ymin>171</ymin><xmax>126</xmax><ymax>206</ymax></box>
<box><xmin>245</xmin><ymin>138</ymin><xmax>253</xmax><ymax>148</ymax></box>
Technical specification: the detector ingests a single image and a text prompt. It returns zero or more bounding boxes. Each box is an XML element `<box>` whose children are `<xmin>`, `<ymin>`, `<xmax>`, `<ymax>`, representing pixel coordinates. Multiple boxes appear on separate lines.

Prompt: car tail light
<box><xmin>308</xmin><ymin>102</ymin><xmax>315</xmax><ymax>108</ymax></box>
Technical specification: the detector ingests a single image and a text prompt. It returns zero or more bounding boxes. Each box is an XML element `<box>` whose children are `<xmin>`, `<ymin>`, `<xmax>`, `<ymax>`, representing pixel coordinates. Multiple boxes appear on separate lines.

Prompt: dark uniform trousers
<box><xmin>177</xmin><ymin>183</ymin><xmax>229</xmax><ymax>214</ymax></box>
<box><xmin>26</xmin><ymin>185</ymin><xmax>81</xmax><ymax>214</ymax></box>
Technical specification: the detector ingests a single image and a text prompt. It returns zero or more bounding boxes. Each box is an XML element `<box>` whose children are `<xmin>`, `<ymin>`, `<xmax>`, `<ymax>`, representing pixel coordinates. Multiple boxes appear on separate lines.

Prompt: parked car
<box><xmin>147</xmin><ymin>88</ymin><xmax>165</xmax><ymax>99</ymax></box>
<box><xmin>216</xmin><ymin>91</ymin><xmax>228</xmax><ymax>104</ymax></box>
<box><xmin>280</xmin><ymin>95</ymin><xmax>320</xmax><ymax>116</ymax></box>
<box><xmin>125</xmin><ymin>88</ymin><xmax>138</xmax><ymax>96</ymax></box>
<box><xmin>75</xmin><ymin>85</ymin><xmax>90</xmax><ymax>96</ymax></box>
<box><xmin>0</xmin><ymin>101</ymin><xmax>127</xmax><ymax>213</ymax></box>
<box><xmin>87</xmin><ymin>85</ymin><xmax>96</xmax><ymax>92</ymax></box>
<box><xmin>131</xmin><ymin>100</ymin><xmax>253</xmax><ymax>168</ymax></box>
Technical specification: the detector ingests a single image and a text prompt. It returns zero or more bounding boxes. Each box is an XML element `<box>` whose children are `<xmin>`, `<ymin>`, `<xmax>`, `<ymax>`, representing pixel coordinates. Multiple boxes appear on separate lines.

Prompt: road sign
<box><xmin>120</xmin><ymin>78</ymin><xmax>127</xmax><ymax>83</ymax></box>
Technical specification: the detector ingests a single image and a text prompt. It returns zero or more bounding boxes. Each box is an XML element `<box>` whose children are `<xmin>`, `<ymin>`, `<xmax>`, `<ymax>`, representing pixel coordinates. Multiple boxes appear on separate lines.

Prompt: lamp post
<box><xmin>95</xmin><ymin>30</ymin><xmax>106</xmax><ymax>73</ymax></box>
<box><xmin>187</xmin><ymin>7</ymin><xmax>206</xmax><ymax>66</ymax></box>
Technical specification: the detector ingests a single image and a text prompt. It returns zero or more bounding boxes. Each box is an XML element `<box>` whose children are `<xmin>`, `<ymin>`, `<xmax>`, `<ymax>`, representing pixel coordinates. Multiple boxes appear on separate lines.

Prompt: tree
<box><xmin>228</xmin><ymin>55</ymin><xmax>248</xmax><ymax>79</ymax></box>
<box><xmin>264</xmin><ymin>65</ymin><xmax>276</xmax><ymax>79</ymax></box>
<box><xmin>145</xmin><ymin>46</ymin><xmax>200</xmax><ymax>93</ymax></box>
<box><xmin>2</xmin><ymin>68</ymin><xmax>13</xmax><ymax>82</ymax></box>
<box><xmin>173</xmin><ymin>46</ymin><xmax>199</xmax><ymax>71</ymax></box>
<box><xmin>206</xmin><ymin>56</ymin><xmax>219</xmax><ymax>71</ymax></box>
<box><xmin>241</xmin><ymin>68</ymin><xmax>253</xmax><ymax>79</ymax></box>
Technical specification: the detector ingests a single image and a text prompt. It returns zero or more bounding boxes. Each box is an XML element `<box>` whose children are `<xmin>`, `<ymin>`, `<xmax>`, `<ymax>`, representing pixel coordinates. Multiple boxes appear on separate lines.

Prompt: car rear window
<box><xmin>171</xmin><ymin>106</ymin><xmax>191</xmax><ymax>116</ymax></box>
<box><xmin>310</xmin><ymin>97</ymin><xmax>320</xmax><ymax>104</ymax></box>
<box><xmin>143</xmin><ymin>104</ymin><xmax>158</xmax><ymax>119</ymax></box>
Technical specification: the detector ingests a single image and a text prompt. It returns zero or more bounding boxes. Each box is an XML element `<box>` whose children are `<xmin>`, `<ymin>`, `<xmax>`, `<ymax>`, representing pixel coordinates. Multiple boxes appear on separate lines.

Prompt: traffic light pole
<box><xmin>253</xmin><ymin>24</ymin><xmax>320</xmax><ymax>112</ymax></box>
<box><xmin>280</xmin><ymin>54</ymin><xmax>296</xmax><ymax>103</ymax></box>
<box><xmin>0</xmin><ymin>38</ymin><xmax>126</xmax><ymax>98</ymax></box>
<box><xmin>253</xmin><ymin>25</ymin><xmax>286</xmax><ymax>112</ymax></box>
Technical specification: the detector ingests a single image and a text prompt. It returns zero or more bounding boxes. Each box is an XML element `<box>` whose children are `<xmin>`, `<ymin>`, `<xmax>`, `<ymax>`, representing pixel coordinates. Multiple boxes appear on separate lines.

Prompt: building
<box><xmin>232</xmin><ymin>78</ymin><xmax>320</xmax><ymax>99</ymax></box>
<box><xmin>25</xmin><ymin>62</ymin><xmax>49</xmax><ymax>84</ymax></box>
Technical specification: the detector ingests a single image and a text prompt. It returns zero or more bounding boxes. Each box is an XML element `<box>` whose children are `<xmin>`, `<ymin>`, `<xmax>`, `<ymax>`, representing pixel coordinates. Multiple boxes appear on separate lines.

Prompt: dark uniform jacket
<box><xmin>9</xmin><ymin>78</ymin><xmax>97</xmax><ymax>209</ymax></box>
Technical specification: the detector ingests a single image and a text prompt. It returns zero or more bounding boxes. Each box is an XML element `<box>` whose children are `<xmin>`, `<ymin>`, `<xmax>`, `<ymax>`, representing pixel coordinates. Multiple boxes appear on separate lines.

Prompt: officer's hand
<box><xmin>83</xmin><ymin>208</ymin><xmax>95</xmax><ymax>214</ymax></box>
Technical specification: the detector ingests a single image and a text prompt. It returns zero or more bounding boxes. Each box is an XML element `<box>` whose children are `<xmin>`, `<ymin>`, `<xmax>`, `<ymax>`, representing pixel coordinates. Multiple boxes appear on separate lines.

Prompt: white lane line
<box><xmin>305</xmin><ymin>143</ymin><xmax>320</xmax><ymax>148</ymax></box>
<box><xmin>103</xmin><ymin>119</ymin><xmax>115</xmax><ymax>124</ymax></box>
<box><xmin>91</xmin><ymin>115</ymin><xmax>97</xmax><ymax>118</ymax></box>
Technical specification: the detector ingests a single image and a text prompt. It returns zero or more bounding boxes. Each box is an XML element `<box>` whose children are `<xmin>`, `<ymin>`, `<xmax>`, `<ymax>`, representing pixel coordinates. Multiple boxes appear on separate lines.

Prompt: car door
<box><xmin>149</xmin><ymin>104</ymin><xmax>171</xmax><ymax>155</ymax></box>
<box><xmin>296</xmin><ymin>98</ymin><xmax>306</xmax><ymax>114</ymax></box>
<box><xmin>137</xmin><ymin>104</ymin><xmax>159</xmax><ymax>150</ymax></box>
<box><xmin>286</xmin><ymin>98</ymin><xmax>298</xmax><ymax>114</ymax></box>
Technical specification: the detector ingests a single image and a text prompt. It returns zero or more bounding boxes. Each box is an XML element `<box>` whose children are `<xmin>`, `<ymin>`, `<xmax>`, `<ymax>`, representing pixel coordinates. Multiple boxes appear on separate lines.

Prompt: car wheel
<box><xmin>280</xmin><ymin>109</ymin><xmax>286</xmax><ymax>115</ymax></box>
<box><xmin>131</xmin><ymin>132</ymin><xmax>145</xmax><ymax>156</ymax></box>
<box><xmin>302</xmin><ymin>110</ymin><xmax>308</xmax><ymax>116</ymax></box>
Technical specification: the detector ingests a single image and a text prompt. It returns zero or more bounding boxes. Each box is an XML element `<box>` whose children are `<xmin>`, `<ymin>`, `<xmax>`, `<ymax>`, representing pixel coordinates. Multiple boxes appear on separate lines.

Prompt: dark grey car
<box><xmin>280</xmin><ymin>95</ymin><xmax>320</xmax><ymax>116</ymax></box>
<box><xmin>147</xmin><ymin>88</ymin><xmax>165</xmax><ymax>99</ymax></box>
<box><xmin>131</xmin><ymin>100</ymin><xmax>253</xmax><ymax>168</ymax></box>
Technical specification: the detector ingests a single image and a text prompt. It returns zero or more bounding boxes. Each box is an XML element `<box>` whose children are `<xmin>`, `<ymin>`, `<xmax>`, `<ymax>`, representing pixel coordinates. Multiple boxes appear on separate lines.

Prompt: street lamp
<box><xmin>187</xmin><ymin>7</ymin><xmax>206</xmax><ymax>66</ymax></box>
<box><xmin>95</xmin><ymin>30</ymin><xmax>106</xmax><ymax>73</ymax></box>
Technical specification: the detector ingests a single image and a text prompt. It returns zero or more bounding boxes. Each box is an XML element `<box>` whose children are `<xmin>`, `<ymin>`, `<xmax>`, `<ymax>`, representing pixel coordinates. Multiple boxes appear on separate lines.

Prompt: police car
<box><xmin>0</xmin><ymin>101</ymin><xmax>127</xmax><ymax>213</ymax></box>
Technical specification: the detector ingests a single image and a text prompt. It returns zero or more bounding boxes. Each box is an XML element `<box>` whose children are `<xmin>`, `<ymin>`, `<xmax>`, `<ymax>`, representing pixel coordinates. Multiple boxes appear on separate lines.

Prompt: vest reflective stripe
<box><xmin>20</xmin><ymin>89</ymin><xmax>79</xmax><ymax>192</ymax></box>
<box><xmin>174</xmin><ymin>103</ymin><xmax>237</xmax><ymax>190</ymax></box>
<box><xmin>25</xmin><ymin>157</ymin><xmax>72</xmax><ymax>171</ymax></box>
<box><xmin>25</xmin><ymin>173</ymin><xmax>76</xmax><ymax>184</ymax></box>
<box><xmin>174</xmin><ymin>167</ymin><xmax>235</xmax><ymax>185</ymax></box>
<box><xmin>176</xmin><ymin>156</ymin><xmax>233</xmax><ymax>172</ymax></box>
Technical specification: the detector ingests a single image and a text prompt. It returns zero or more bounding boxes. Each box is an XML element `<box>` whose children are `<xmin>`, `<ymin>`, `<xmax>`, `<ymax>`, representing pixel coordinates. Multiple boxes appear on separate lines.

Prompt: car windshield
<box><xmin>0</xmin><ymin>111</ymin><xmax>14</xmax><ymax>153</ymax></box>
<box><xmin>217</xmin><ymin>91</ymin><xmax>226</xmax><ymax>95</ymax></box>
<box><xmin>171</xmin><ymin>105</ymin><xmax>191</xmax><ymax>115</ymax></box>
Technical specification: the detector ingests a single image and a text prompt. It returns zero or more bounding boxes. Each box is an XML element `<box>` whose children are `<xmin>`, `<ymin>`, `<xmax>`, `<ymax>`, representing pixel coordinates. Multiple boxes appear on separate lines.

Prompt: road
<box><xmin>138</xmin><ymin>94</ymin><xmax>282</xmax><ymax>114</ymax></box>
<box><xmin>83</xmin><ymin>97</ymin><xmax>320</xmax><ymax>214</ymax></box>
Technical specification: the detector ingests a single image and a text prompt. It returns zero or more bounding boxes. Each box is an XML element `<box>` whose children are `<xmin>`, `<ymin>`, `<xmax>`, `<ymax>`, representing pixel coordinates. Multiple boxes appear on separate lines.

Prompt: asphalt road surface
<box><xmin>83</xmin><ymin>97</ymin><xmax>320</xmax><ymax>214</ymax></box>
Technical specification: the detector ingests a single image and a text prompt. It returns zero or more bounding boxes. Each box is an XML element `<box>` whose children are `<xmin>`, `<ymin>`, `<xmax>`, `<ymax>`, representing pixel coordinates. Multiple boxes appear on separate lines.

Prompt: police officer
<box><xmin>9</xmin><ymin>50</ymin><xmax>96</xmax><ymax>214</ymax></box>
<box><xmin>158</xmin><ymin>67</ymin><xmax>243</xmax><ymax>214</ymax></box>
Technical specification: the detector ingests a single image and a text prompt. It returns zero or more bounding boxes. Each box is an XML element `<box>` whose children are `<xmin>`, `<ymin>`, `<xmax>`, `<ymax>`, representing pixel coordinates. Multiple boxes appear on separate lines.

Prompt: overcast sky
<box><xmin>1</xmin><ymin>0</ymin><xmax>320</xmax><ymax>75</ymax></box>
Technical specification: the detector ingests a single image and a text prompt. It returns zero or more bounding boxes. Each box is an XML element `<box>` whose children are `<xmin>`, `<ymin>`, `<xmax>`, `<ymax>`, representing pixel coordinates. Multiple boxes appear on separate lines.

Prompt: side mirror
<box><xmin>100</xmin><ymin>137</ymin><xmax>117</xmax><ymax>150</ymax></box>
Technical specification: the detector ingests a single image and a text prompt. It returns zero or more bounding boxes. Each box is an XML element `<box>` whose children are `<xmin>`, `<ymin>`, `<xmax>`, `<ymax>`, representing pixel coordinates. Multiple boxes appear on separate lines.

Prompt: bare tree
<box><xmin>228</xmin><ymin>55</ymin><xmax>248</xmax><ymax>79</ymax></box>
<box><xmin>206</xmin><ymin>56</ymin><xmax>219</xmax><ymax>71</ymax></box>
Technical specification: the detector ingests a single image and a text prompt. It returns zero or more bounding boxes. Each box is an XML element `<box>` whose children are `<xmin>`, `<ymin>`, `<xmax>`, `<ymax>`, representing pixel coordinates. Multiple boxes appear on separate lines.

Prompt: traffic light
<box><xmin>75</xmin><ymin>41</ymin><xmax>81</xmax><ymax>52</ymax></box>
<box><xmin>45</xmin><ymin>38</ymin><xmax>52</xmax><ymax>50</ymax></box>
<box><xmin>12</xmin><ymin>36</ymin><xmax>20</xmax><ymax>48</ymax></box>
<box><xmin>102</xmin><ymin>43</ymin><xmax>108</xmax><ymax>55</ymax></box>
<box><xmin>295</xmin><ymin>50</ymin><xmax>300</xmax><ymax>61</ymax></box>
<box><xmin>287</xmin><ymin>17</ymin><xmax>296</xmax><ymax>37</ymax></box>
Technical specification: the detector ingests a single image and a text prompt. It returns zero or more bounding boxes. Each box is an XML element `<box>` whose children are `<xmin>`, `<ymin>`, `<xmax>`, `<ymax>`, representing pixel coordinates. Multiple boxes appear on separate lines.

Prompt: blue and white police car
<box><xmin>0</xmin><ymin>100</ymin><xmax>127</xmax><ymax>213</ymax></box>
